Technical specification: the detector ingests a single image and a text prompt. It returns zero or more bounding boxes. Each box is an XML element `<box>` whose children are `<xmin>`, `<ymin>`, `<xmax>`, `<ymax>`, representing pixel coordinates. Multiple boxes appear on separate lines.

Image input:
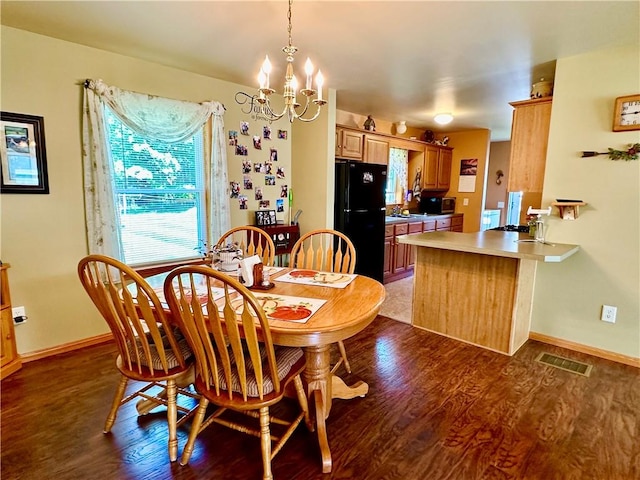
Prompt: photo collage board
<box><xmin>227</xmin><ymin>119</ymin><xmax>290</xmax><ymax>222</ymax></box>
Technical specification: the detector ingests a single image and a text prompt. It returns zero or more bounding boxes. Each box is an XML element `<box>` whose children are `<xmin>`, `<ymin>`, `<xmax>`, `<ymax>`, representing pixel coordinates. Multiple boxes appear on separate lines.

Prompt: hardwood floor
<box><xmin>2</xmin><ymin>316</ymin><xmax>638</xmax><ymax>480</ymax></box>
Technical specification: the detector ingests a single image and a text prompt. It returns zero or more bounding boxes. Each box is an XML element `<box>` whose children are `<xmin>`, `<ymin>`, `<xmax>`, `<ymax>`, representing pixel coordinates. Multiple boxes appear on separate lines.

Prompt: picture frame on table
<box><xmin>0</xmin><ymin>112</ymin><xmax>49</xmax><ymax>194</ymax></box>
<box><xmin>255</xmin><ymin>209</ymin><xmax>277</xmax><ymax>227</ymax></box>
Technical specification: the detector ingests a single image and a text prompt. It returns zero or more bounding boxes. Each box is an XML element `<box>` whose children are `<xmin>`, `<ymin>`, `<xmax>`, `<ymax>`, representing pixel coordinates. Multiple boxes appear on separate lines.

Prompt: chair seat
<box><xmin>202</xmin><ymin>346</ymin><xmax>304</xmax><ymax>399</ymax></box>
<box><xmin>123</xmin><ymin>326</ymin><xmax>193</xmax><ymax>372</ymax></box>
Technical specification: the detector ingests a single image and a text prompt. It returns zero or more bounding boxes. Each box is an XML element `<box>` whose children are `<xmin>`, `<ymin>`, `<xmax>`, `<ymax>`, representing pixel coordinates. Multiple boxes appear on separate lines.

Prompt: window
<box><xmin>385</xmin><ymin>148</ymin><xmax>408</xmax><ymax>204</ymax></box>
<box><xmin>104</xmin><ymin>107</ymin><xmax>205</xmax><ymax>265</ymax></box>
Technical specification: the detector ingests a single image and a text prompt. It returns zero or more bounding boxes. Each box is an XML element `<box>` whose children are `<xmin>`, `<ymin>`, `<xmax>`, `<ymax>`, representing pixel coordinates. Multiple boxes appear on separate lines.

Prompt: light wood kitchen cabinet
<box><xmin>415</xmin><ymin>144</ymin><xmax>453</xmax><ymax>191</ymax></box>
<box><xmin>507</xmin><ymin>97</ymin><xmax>552</xmax><ymax>193</ymax></box>
<box><xmin>364</xmin><ymin>135</ymin><xmax>390</xmax><ymax>165</ymax></box>
<box><xmin>1</xmin><ymin>264</ymin><xmax>21</xmax><ymax>380</ymax></box>
<box><xmin>335</xmin><ymin>127</ymin><xmax>364</xmax><ymax>160</ymax></box>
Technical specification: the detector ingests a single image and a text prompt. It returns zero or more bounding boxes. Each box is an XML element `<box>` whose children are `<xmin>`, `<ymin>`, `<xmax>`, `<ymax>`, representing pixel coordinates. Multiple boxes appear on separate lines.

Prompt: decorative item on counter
<box><xmin>363</xmin><ymin>115</ymin><xmax>376</xmax><ymax>131</ymax></box>
<box><xmin>518</xmin><ymin>207</ymin><xmax>553</xmax><ymax>245</ymax></box>
<box><xmin>581</xmin><ymin>143</ymin><xmax>639</xmax><ymax>161</ymax></box>
<box><xmin>530</xmin><ymin>78</ymin><xmax>553</xmax><ymax>98</ymax></box>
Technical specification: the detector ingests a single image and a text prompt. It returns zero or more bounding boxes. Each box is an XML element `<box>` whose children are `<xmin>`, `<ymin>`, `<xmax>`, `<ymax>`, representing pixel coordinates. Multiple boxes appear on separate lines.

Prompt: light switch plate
<box><xmin>463</xmin><ymin>198</ymin><xmax>469</xmax><ymax>206</ymax></box>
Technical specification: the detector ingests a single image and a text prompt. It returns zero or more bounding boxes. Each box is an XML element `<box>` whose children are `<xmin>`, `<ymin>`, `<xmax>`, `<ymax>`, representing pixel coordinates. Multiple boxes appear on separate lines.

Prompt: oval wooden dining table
<box><xmin>144</xmin><ymin>266</ymin><xmax>385</xmax><ymax>474</ymax></box>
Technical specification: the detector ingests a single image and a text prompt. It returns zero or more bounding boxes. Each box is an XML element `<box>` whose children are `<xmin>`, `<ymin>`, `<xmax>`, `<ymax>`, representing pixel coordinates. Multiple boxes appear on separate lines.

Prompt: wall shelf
<box><xmin>552</xmin><ymin>202</ymin><xmax>587</xmax><ymax>220</ymax></box>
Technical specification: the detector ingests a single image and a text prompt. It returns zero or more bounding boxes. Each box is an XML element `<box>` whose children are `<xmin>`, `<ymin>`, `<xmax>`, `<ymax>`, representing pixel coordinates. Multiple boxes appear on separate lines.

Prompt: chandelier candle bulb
<box><xmin>305</xmin><ymin>58</ymin><xmax>314</xmax><ymax>90</ymax></box>
<box><xmin>262</xmin><ymin>56</ymin><xmax>272</xmax><ymax>89</ymax></box>
<box><xmin>316</xmin><ymin>71</ymin><xmax>324</xmax><ymax>101</ymax></box>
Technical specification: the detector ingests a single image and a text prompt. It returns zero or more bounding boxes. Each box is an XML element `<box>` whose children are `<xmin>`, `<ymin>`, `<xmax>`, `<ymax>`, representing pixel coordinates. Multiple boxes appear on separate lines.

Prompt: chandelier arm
<box><xmin>293</xmin><ymin>104</ymin><xmax>323</xmax><ymax>122</ymax></box>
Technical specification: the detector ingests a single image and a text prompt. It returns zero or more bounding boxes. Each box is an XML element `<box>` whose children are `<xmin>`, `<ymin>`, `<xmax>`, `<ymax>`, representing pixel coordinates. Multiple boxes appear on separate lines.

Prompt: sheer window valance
<box><xmin>84</xmin><ymin>78</ymin><xmax>225</xmax><ymax>143</ymax></box>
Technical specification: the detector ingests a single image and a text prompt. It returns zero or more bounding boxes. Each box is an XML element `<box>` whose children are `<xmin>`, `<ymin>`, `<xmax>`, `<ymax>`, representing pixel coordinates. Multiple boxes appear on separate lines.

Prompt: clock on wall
<box><xmin>613</xmin><ymin>94</ymin><xmax>640</xmax><ymax>131</ymax></box>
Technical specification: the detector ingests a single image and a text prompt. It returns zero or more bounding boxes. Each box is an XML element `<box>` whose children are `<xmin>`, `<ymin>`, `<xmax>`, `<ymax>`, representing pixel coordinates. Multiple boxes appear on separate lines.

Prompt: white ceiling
<box><xmin>2</xmin><ymin>1</ymin><xmax>638</xmax><ymax>141</ymax></box>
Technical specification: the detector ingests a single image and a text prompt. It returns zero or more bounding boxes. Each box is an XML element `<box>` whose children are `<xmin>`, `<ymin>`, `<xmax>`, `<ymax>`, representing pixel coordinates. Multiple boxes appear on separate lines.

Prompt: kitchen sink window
<box><xmin>385</xmin><ymin>148</ymin><xmax>408</xmax><ymax>204</ymax></box>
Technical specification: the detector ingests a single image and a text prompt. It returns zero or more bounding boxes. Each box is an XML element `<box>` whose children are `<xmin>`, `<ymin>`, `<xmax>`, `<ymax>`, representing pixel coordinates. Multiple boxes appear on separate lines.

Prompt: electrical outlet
<box><xmin>12</xmin><ymin>306</ymin><xmax>27</xmax><ymax>325</ymax></box>
<box><xmin>601</xmin><ymin>305</ymin><xmax>617</xmax><ymax>323</ymax></box>
<box><xmin>463</xmin><ymin>198</ymin><xmax>469</xmax><ymax>206</ymax></box>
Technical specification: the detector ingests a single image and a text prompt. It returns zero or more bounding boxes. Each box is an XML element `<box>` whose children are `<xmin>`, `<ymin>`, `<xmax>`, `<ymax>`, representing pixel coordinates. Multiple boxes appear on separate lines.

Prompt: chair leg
<box><xmin>293</xmin><ymin>375</ymin><xmax>311</xmax><ymax>431</ymax></box>
<box><xmin>180</xmin><ymin>397</ymin><xmax>209</xmax><ymax>466</ymax></box>
<box><xmin>337</xmin><ymin>340</ymin><xmax>351</xmax><ymax>374</ymax></box>
<box><xmin>259</xmin><ymin>407</ymin><xmax>273</xmax><ymax>480</ymax></box>
<box><xmin>104</xmin><ymin>376</ymin><xmax>128</xmax><ymax>433</ymax></box>
<box><xmin>166</xmin><ymin>380</ymin><xmax>178</xmax><ymax>462</ymax></box>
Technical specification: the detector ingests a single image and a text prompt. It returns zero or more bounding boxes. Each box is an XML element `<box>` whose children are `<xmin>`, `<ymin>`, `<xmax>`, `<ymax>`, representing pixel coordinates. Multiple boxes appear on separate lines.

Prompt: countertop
<box><xmin>385</xmin><ymin>213</ymin><xmax>457</xmax><ymax>225</ymax></box>
<box><xmin>397</xmin><ymin>230</ymin><xmax>580</xmax><ymax>263</ymax></box>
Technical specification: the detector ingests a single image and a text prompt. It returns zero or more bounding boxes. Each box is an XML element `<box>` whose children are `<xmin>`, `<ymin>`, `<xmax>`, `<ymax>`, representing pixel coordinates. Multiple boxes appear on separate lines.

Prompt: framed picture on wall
<box><xmin>0</xmin><ymin>111</ymin><xmax>49</xmax><ymax>194</ymax></box>
<box><xmin>255</xmin><ymin>209</ymin><xmax>277</xmax><ymax>227</ymax></box>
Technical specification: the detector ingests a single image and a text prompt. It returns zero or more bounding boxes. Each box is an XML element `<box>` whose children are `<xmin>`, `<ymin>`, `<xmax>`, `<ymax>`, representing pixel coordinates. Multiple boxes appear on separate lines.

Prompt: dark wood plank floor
<box><xmin>2</xmin><ymin>316</ymin><xmax>639</xmax><ymax>480</ymax></box>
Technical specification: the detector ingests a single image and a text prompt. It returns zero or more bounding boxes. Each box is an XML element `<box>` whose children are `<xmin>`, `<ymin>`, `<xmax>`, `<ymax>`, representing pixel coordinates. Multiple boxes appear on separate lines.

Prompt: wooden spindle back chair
<box><xmin>77</xmin><ymin>254</ymin><xmax>198</xmax><ymax>462</ymax></box>
<box><xmin>216</xmin><ymin>226</ymin><xmax>276</xmax><ymax>266</ymax></box>
<box><xmin>163</xmin><ymin>265</ymin><xmax>309</xmax><ymax>480</ymax></box>
<box><xmin>289</xmin><ymin>229</ymin><xmax>356</xmax><ymax>374</ymax></box>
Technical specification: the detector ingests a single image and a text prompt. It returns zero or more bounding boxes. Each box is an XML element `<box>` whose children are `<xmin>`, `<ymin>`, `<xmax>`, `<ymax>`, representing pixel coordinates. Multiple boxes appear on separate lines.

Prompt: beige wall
<box><xmin>485</xmin><ymin>141</ymin><xmax>511</xmax><ymax>225</ymax></box>
<box><xmin>0</xmin><ymin>26</ymin><xmax>299</xmax><ymax>354</ymax></box>
<box><xmin>532</xmin><ymin>44</ymin><xmax>639</xmax><ymax>358</ymax></box>
<box><xmin>442</xmin><ymin>129</ymin><xmax>491</xmax><ymax>233</ymax></box>
<box><xmin>290</xmin><ymin>90</ymin><xmax>336</xmax><ymax>235</ymax></box>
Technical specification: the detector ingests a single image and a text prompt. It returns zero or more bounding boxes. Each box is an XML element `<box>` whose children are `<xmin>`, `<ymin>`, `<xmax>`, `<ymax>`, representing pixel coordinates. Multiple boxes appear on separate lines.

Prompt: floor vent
<box><xmin>535</xmin><ymin>352</ymin><xmax>593</xmax><ymax>377</ymax></box>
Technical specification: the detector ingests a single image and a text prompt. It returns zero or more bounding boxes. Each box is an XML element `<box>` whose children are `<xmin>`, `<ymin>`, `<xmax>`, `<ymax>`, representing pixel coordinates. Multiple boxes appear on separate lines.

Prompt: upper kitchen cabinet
<box><xmin>507</xmin><ymin>97</ymin><xmax>552</xmax><ymax>193</ymax></box>
<box><xmin>364</xmin><ymin>134</ymin><xmax>390</xmax><ymax>165</ymax></box>
<box><xmin>336</xmin><ymin>127</ymin><xmax>364</xmax><ymax>160</ymax></box>
<box><xmin>412</xmin><ymin>144</ymin><xmax>453</xmax><ymax>192</ymax></box>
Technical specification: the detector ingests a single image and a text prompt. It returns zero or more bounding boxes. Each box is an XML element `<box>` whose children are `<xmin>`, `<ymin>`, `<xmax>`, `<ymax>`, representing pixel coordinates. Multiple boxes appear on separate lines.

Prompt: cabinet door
<box><xmin>436</xmin><ymin>148</ymin><xmax>452</xmax><ymax>190</ymax></box>
<box><xmin>1</xmin><ymin>308</ymin><xmax>16</xmax><ymax>369</ymax></box>
<box><xmin>337</xmin><ymin>129</ymin><xmax>364</xmax><ymax>160</ymax></box>
<box><xmin>383</xmin><ymin>235</ymin><xmax>393</xmax><ymax>277</ymax></box>
<box><xmin>364</xmin><ymin>135</ymin><xmax>389</xmax><ymax>165</ymax></box>
<box><xmin>436</xmin><ymin>218</ymin><xmax>452</xmax><ymax>231</ymax></box>
<box><xmin>392</xmin><ymin>223</ymin><xmax>408</xmax><ymax>274</ymax></box>
<box><xmin>451</xmin><ymin>215</ymin><xmax>464</xmax><ymax>232</ymax></box>
<box><xmin>422</xmin><ymin>146</ymin><xmax>440</xmax><ymax>189</ymax></box>
<box><xmin>508</xmin><ymin>97</ymin><xmax>552</xmax><ymax>192</ymax></box>
<box><xmin>406</xmin><ymin>222</ymin><xmax>422</xmax><ymax>269</ymax></box>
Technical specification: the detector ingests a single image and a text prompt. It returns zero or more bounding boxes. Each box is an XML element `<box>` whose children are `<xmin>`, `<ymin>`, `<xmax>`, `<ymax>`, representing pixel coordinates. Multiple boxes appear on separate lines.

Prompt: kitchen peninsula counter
<box><xmin>397</xmin><ymin>231</ymin><xmax>580</xmax><ymax>355</ymax></box>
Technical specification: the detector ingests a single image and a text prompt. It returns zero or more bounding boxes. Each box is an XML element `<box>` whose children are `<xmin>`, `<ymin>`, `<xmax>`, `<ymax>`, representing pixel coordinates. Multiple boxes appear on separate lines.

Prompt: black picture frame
<box><xmin>255</xmin><ymin>209</ymin><xmax>277</xmax><ymax>226</ymax></box>
<box><xmin>0</xmin><ymin>111</ymin><xmax>49</xmax><ymax>194</ymax></box>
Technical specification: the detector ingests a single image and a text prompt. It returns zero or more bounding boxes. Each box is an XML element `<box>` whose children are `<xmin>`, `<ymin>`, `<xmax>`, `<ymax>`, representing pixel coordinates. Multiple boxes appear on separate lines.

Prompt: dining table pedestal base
<box><xmin>302</xmin><ymin>344</ymin><xmax>370</xmax><ymax>473</ymax></box>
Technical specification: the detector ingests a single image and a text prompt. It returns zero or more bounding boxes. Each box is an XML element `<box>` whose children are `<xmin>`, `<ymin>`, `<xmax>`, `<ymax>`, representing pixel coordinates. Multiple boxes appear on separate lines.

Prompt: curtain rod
<box><xmin>82</xmin><ymin>79</ymin><xmax>226</xmax><ymax>110</ymax></box>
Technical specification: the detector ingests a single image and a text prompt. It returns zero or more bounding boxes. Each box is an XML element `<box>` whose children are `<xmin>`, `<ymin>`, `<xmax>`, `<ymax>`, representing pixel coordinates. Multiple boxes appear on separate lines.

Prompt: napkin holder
<box><xmin>239</xmin><ymin>255</ymin><xmax>261</xmax><ymax>287</ymax></box>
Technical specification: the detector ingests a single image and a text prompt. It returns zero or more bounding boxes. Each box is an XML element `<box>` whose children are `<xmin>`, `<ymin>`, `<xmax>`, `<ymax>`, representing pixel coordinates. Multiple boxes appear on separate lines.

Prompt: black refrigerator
<box><xmin>334</xmin><ymin>161</ymin><xmax>387</xmax><ymax>283</ymax></box>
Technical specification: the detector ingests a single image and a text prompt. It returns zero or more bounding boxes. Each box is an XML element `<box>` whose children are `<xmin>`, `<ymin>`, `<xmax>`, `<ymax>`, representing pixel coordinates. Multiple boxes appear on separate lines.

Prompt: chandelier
<box><xmin>256</xmin><ymin>0</ymin><xmax>326</xmax><ymax>123</ymax></box>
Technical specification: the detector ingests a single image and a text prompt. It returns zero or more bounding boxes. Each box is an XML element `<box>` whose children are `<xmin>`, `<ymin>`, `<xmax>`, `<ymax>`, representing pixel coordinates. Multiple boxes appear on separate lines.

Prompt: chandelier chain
<box><xmin>287</xmin><ymin>0</ymin><xmax>293</xmax><ymax>47</ymax></box>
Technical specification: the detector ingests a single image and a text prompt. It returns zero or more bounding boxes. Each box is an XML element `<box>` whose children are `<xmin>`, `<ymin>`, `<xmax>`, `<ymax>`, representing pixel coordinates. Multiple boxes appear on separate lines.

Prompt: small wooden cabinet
<box><xmin>255</xmin><ymin>224</ymin><xmax>300</xmax><ymax>266</ymax></box>
<box><xmin>422</xmin><ymin>145</ymin><xmax>453</xmax><ymax>191</ymax></box>
<box><xmin>1</xmin><ymin>264</ymin><xmax>21</xmax><ymax>380</ymax></box>
<box><xmin>335</xmin><ymin>128</ymin><xmax>364</xmax><ymax>160</ymax></box>
<box><xmin>364</xmin><ymin>135</ymin><xmax>390</xmax><ymax>165</ymax></box>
